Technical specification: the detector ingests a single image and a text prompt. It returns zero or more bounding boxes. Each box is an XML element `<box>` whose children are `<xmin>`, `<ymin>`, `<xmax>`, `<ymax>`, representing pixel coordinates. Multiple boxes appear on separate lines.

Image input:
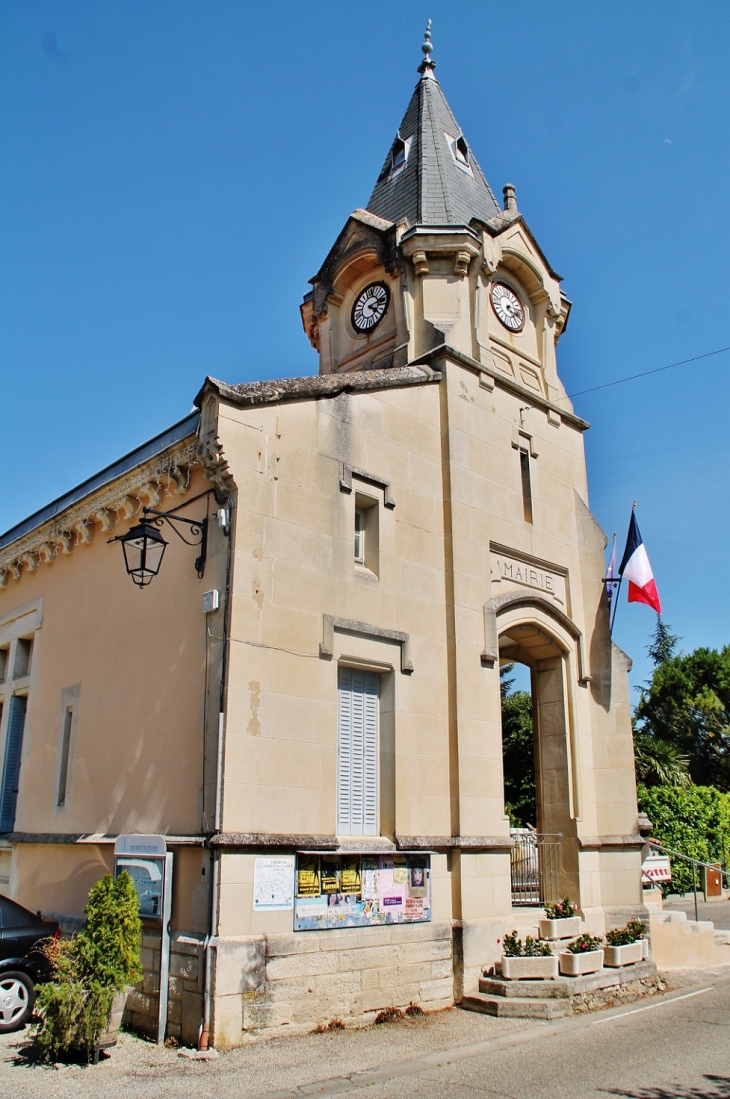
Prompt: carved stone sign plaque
<box><xmin>490</xmin><ymin>548</ymin><xmax>568</xmax><ymax>609</ymax></box>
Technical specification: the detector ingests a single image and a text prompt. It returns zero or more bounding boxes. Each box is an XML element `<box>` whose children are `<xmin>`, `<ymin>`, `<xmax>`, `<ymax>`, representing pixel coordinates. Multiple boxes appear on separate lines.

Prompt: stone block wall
<box><xmin>125</xmin><ymin>928</ymin><xmax>205</xmax><ymax>1047</ymax></box>
<box><xmin>212</xmin><ymin>921</ymin><xmax>454</xmax><ymax>1048</ymax></box>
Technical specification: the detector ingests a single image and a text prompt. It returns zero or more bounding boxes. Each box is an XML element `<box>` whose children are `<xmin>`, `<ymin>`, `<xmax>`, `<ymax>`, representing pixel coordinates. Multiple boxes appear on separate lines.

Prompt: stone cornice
<box><xmin>0</xmin><ymin>435</ymin><xmax>200</xmax><ymax>589</ymax></box>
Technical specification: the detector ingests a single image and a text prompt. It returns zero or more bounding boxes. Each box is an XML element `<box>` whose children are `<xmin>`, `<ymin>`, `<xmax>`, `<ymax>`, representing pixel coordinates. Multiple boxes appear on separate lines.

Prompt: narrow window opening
<box><xmin>57</xmin><ymin>707</ymin><xmax>73</xmax><ymax>808</ymax></box>
<box><xmin>391</xmin><ymin>137</ymin><xmax>406</xmax><ymax>172</ymax></box>
<box><xmin>455</xmin><ymin>136</ymin><xmax>469</xmax><ymax>165</ymax></box>
<box><xmin>13</xmin><ymin>638</ymin><xmax>32</xmax><ymax>679</ymax></box>
<box><xmin>0</xmin><ymin>649</ymin><xmax>7</xmax><ymax>683</ymax></box>
<box><xmin>354</xmin><ymin>507</ymin><xmax>366</xmax><ymax>566</ymax></box>
<box><xmin>520</xmin><ymin>450</ymin><xmax>533</xmax><ymax>524</ymax></box>
<box><xmin>0</xmin><ymin>694</ymin><xmax>28</xmax><ymax>832</ymax></box>
<box><xmin>354</xmin><ymin>494</ymin><xmax>379</xmax><ymax>577</ymax></box>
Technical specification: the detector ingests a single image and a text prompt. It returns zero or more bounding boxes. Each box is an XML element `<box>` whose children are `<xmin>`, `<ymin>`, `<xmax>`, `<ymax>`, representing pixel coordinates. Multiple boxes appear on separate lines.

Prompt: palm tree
<box><xmin>633</xmin><ymin>728</ymin><xmax>691</xmax><ymax>788</ymax></box>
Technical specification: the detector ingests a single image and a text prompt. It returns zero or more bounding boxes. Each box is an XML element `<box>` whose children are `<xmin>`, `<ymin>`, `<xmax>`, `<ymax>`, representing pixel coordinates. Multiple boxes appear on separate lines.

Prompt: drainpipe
<box><xmin>199</xmin><ymin>500</ymin><xmax>232</xmax><ymax>1051</ymax></box>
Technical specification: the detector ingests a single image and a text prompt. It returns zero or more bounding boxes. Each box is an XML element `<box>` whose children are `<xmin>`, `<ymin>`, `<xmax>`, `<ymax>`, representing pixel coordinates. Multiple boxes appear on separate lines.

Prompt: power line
<box><xmin>563</xmin><ymin>345</ymin><xmax>730</xmax><ymax>400</ymax></box>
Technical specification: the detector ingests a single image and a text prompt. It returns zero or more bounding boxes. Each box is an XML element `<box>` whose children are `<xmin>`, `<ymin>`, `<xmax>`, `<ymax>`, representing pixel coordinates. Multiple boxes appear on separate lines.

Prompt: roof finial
<box><xmin>417</xmin><ymin>18</ymin><xmax>436</xmax><ymax>78</ymax></box>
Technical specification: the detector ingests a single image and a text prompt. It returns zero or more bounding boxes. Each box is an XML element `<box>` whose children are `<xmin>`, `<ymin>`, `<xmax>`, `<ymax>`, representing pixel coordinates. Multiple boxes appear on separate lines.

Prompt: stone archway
<box><xmin>490</xmin><ymin>599</ymin><xmax>582</xmax><ymax>907</ymax></box>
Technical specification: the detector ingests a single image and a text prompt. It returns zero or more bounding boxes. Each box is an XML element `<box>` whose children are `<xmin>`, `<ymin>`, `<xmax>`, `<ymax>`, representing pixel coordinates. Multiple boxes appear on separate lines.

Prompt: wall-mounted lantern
<box><xmin>110</xmin><ymin>507</ymin><xmax>208</xmax><ymax>588</ymax></box>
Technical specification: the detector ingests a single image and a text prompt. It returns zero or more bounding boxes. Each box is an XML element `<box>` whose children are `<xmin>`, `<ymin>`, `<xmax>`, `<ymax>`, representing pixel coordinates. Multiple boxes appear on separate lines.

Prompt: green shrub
<box><xmin>501</xmin><ymin>930</ymin><xmax>552</xmax><ymax>957</ymax></box>
<box><xmin>605</xmin><ymin>921</ymin><xmax>645</xmax><ymax>946</ymax></box>
<box><xmin>502</xmin><ymin>930</ymin><xmax>522</xmax><ymax>957</ymax></box>
<box><xmin>638</xmin><ymin>785</ymin><xmax>730</xmax><ymax>894</ymax></box>
<box><xmin>32</xmin><ymin>872</ymin><xmax>142</xmax><ymax>1063</ymax></box>
<box><xmin>523</xmin><ymin>936</ymin><xmax>553</xmax><ymax>957</ymax></box>
<box><xmin>566</xmin><ymin>933</ymin><xmax>603</xmax><ymax>954</ymax></box>
<box><xmin>544</xmin><ymin>897</ymin><xmax>577</xmax><ymax>920</ymax></box>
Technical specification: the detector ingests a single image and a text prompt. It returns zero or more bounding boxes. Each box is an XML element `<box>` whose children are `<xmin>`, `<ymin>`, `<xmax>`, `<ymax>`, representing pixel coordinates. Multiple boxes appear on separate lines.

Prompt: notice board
<box><xmin>294</xmin><ymin>853</ymin><xmax>431</xmax><ymax>931</ymax></box>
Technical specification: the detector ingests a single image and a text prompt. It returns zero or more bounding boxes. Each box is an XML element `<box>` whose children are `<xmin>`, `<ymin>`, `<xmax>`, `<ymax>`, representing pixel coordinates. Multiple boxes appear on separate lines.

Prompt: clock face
<box><xmin>351</xmin><ymin>282</ymin><xmax>390</xmax><ymax>333</ymax></box>
<box><xmin>491</xmin><ymin>282</ymin><xmax>525</xmax><ymax>332</ymax></box>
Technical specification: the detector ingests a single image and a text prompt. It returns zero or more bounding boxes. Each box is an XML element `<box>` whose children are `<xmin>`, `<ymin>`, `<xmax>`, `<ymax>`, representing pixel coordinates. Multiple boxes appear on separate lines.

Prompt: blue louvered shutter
<box><xmin>337</xmin><ymin>668</ymin><xmax>379</xmax><ymax>837</ymax></box>
<box><xmin>0</xmin><ymin>696</ymin><xmax>28</xmax><ymax>833</ymax></box>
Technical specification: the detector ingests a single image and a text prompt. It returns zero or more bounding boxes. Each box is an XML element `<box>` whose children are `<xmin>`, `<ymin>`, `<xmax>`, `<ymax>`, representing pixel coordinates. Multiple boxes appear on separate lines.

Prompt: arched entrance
<box><xmin>491</xmin><ymin>608</ymin><xmax>581</xmax><ymax>908</ymax></box>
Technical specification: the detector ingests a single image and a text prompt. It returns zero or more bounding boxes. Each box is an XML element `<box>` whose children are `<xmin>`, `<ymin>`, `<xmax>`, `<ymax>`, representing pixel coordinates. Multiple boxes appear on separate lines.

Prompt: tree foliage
<box><xmin>635</xmin><ymin>645</ymin><xmax>730</xmax><ymax>791</ymax></box>
<box><xmin>646</xmin><ymin>616</ymin><xmax>680</xmax><ymax>667</ymax></box>
<box><xmin>638</xmin><ymin>784</ymin><xmax>730</xmax><ymax>894</ymax></box>
<box><xmin>32</xmin><ymin>872</ymin><xmax>142</xmax><ymax>1063</ymax></box>
<box><xmin>500</xmin><ymin>664</ymin><xmax>536</xmax><ymax>828</ymax></box>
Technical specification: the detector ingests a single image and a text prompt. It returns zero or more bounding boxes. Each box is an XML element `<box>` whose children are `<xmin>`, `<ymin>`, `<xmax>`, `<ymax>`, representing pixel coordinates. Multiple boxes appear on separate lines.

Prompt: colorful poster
<box><xmin>295</xmin><ymin>895</ymin><xmax>329</xmax><ymax>919</ymax></box>
<box><xmin>321</xmin><ymin>856</ymin><xmax>341</xmax><ymax>894</ymax></box>
<box><xmin>253</xmin><ymin>856</ymin><xmax>295</xmax><ymax>911</ymax></box>
<box><xmin>361</xmin><ymin>862</ymin><xmax>378</xmax><ymax>900</ymax></box>
<box><xmin>340</xmin><ymin>857</ymin><xmax>362</xmax><ymax>895</ymax></box>
<box><xmin>393</xmin><ymin>857</ymin><xmax>408</xmax><ymax>885</ymax></box>
<box><xmin>293</xmin><ymin>854</ymin><xmax>431</xmax><ymax>931</ymax></box>
<box><xmin>408</xmin><ymin>864</ymin><xmax>428</xmax><ymax>898</ymax></box>
<box><xmin>296</xmin><ymin>855</ymin><xmax>321</xmax><ymax>897</ymax></box>
<box><xmin>405</xmin><ymin>896</ymin><xmax>425</xmax><ymax>920</ymax></box>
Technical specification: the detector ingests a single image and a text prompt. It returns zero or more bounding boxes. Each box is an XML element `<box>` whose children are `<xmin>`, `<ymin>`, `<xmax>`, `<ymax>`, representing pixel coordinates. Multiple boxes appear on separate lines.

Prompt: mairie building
<box><xmin>0</xmin><ymin>36</ymin><xmax>644</xmax><ymax>1047</ymax></box>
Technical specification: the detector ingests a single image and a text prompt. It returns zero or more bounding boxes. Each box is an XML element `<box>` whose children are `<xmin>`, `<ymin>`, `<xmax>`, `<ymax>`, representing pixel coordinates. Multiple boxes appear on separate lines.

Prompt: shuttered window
<box><xmin>337</xmin><ymin>668</ymin><xmax>379</xmax><ymax>837</ymax></box>
<box><xmin>0</xmin><ymin>695</ymin><xmax>28</xmax><ymax>833</ymax></box>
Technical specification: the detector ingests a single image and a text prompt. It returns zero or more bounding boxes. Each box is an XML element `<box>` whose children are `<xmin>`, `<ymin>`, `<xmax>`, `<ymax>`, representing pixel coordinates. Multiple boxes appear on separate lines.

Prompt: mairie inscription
<box><xmin>490</xmin><ymin>550</ymin><xmax>567</xmax><ymax>607</ymax></box>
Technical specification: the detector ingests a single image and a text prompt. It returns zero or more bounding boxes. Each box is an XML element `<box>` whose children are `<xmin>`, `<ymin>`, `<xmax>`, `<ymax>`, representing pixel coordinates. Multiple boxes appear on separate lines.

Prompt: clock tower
<box><xmin>301</xmin><ymin>21</ymin><xmax>572</xmax><ymax>415</ymax></box>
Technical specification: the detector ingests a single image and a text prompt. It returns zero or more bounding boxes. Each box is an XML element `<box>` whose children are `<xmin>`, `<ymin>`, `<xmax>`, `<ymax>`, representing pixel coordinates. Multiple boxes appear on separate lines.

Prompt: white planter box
<box><xmin>559</xmin><ymin>949</ymin><xmax>604</xmax><ymax>976</ymax></box>
<box><xmin>539</xmin><ymin>916</ymin><xmax>582</xmax><ymax>940</ymax></box>
<box><xmin>642</xmin><ymin>938</ymin><xmax>650</xmax><ymax>960</ymax></box>
<box><xmin>604</xmin><ymin>941</ymin><xmax>644</xmax><ymax>967</ymax></box>
<box><xmin>501</xmin><ymin>954</ymin><xmax>559</xmax><ymax>980</ymax></box>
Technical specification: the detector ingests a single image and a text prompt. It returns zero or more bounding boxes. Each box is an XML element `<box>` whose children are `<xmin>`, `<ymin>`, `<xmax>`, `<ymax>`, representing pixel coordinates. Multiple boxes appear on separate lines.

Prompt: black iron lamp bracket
<box><xmin>142</xmin><ymin>507</ymin><xmax>208</xmax><ymax>578</ymax></box>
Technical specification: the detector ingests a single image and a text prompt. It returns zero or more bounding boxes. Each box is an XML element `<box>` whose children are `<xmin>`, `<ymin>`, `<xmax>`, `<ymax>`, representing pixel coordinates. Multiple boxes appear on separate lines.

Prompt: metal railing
<box><xmin>648</xmin><ymin>839</ymin><xmax>730</xmax><ymax>923</ymax></box>
<box><xmin>510</xmin><ymin>830</ymin><xmax>561</xmax><ymax>906</ymax></box>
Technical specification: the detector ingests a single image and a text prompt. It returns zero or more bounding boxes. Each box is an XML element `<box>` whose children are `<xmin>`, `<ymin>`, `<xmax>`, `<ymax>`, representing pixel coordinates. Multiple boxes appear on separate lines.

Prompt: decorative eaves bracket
<box><xmin>481</xmin><ymin>590</ymin><xmax>591</xmax><ymax>685</ymax></box>
<box><xmin>319</xmin><ymin>615</ymin><xmax>413</xmax><ymax>674</ymax></box>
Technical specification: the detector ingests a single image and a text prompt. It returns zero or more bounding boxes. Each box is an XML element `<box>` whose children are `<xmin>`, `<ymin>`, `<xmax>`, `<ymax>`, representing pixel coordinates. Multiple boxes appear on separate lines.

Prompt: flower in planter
<box><xmin>606</xmin><ymin>920</ymin><xmax>646</xmax><ymax>946</ymax></box>
<box><xmin>523</xmin><ymin>936</ymin><xmax>553</xmax><ymax>958</ymax></box>
<box><xmin>566</xmin><ymin>933</ymin><xmax>603</xmax><ymax>955</ymax></box>
<box><xmin>544</xmin><ymin>897</ymin><xmax>577</xmax><ymax>920</ymax></box>
<box><xmin>502</xmin><ymin>931</ymin><xmax>553</xmax><ymax>957</ymax></box>
<box><xmin>502</xmin><ymin>931</ymin><xmax>523</xmax><ymax>957</ymax></box>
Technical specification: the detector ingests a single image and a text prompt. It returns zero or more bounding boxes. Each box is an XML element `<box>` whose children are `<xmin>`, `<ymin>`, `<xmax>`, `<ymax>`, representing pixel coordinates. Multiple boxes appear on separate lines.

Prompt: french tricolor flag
<box><xmin>618</xmin><ymin>510</ymin><xmax>662</xmax><ymax>614</ymax></box>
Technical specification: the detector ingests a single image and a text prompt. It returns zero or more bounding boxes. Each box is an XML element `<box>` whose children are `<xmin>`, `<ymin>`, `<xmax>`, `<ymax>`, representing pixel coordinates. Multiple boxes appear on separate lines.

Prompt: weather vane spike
<box><xmin>417</xmin><ymin>18</ymin><xmax>436</xmax><ymax>77</ymax></box>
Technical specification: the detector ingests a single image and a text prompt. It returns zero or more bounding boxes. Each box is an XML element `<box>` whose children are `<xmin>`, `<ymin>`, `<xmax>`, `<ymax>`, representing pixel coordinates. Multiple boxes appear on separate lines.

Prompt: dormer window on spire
<box><xmin>445</xmin><ymin>133</ymin><xmax>473</xmax><ymax>176</ymax></box>
<box><xmin>378</xmin><ymin>134</ymin><xmax>412</xmax><ymax>182</ymax></box>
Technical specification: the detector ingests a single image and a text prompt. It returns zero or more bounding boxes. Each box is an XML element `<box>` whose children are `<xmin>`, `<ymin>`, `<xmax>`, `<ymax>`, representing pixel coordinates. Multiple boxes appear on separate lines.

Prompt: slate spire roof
<box><xmin>366</xmin><ymin>29</ymin><xmax>501</xmax><ymax>228</ymax></box>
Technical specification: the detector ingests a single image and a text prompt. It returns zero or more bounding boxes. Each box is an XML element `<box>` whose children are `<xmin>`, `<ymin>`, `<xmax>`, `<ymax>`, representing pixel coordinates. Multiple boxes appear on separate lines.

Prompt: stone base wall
<box><xmin>212</xmin><ymin>921</ymin><xmax>454</xmax><ymax>1049</ymax></box>
<box><xmin>125</xmin><ymin>928</ymin><xmax>205</xmax><ymax>1047</ymax></box>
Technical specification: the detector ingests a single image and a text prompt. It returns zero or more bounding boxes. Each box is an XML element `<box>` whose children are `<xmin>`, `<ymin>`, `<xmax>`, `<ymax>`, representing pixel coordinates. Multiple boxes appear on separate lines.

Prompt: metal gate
<box><xmin>510</xmin><ymin>830</ymin><xmax>560</xmax><ymax>906</ymax></box>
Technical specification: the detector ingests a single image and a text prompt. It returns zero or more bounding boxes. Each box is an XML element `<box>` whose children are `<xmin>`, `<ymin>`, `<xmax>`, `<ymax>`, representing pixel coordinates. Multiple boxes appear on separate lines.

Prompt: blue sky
<box><xmin>1</xmin><ymin>2</ymin><xmax>729</xmax><ymax>695</ymax></box>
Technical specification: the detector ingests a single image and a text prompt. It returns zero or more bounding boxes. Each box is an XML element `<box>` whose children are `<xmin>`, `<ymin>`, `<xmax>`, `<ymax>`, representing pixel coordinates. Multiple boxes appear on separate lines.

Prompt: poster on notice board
<box><xmin>294</xmin><ymin>853</ymin><xmax>431</xmax><ymax>931</ymax></box>
<box><xmin>253</xmin><ymin>856</ymin><xmax>295</xmax><ymax>911</ymax></box>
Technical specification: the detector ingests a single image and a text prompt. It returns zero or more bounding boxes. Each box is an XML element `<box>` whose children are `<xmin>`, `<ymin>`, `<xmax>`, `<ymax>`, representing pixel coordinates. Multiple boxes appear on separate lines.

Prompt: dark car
<box><xmin>0</xmin><ymin>895</ymin><xmax>59</xmax><ymax>1031</ymax></box>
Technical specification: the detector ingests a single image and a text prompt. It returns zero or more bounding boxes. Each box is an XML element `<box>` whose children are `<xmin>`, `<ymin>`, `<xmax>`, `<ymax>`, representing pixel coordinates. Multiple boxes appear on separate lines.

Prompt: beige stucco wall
<box><xmin>0</xmin><ymin>462</ymin><xmax>220</xmax><ymax>932</ymax></box>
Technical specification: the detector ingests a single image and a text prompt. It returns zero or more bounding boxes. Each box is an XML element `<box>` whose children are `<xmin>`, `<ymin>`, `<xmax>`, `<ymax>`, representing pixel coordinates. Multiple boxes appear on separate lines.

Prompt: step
<box><xmin>476</xmin><ymin>960</ymin><xmax>657</xmax><ymax>1002</ymax></box>
<box><xmin>656</xmin><ymin>913</ymin><xmax>715</xmax><ymax>934</ymax></box>
<box><xmin>461</xmin><ymin>993</ymin><xmax>571</xmax><ymax>1019</ymax></box>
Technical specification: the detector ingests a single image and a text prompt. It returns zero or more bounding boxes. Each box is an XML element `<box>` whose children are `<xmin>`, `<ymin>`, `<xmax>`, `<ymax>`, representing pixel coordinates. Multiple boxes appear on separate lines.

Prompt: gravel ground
<box><xmin>0</xmin><ymin>1006</ymin><xmax>535</xmax><ymax>1099</ymax></box>
<box><xmin>4</xmin><ymin>967</ymin><xmax>727</xmax><ymax>1099</ymax></box>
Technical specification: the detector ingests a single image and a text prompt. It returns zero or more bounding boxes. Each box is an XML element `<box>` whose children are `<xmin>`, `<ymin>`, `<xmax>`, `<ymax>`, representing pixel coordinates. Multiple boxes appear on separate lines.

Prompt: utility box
<box><xmin>114</xmin><ymin>834</ymin><xmax>173</xmax><ymax>1043</ymax></box>
<box><xmin>702</xmin><ymin>862</ymin><xmax>723</xmax><ymax>900</ymax></box>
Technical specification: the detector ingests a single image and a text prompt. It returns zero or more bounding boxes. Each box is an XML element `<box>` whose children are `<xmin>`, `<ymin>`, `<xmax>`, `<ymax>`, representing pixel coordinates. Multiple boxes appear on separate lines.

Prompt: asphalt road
<box><xmin>3</xmin><ymin>970</ymin><xmax>730</xmax><ymax>1099</ymax></box>
<box><xmin>663</xmin><ymin>898</ymin><xmax>730</xmax><ymax>930</ymax></box>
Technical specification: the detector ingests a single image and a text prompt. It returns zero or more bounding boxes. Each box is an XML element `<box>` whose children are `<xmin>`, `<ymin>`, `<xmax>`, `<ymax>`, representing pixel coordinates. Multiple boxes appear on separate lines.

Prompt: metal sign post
<box><xmin>114</xmin><ymin>835</ymin><xmax>173</xmax><ymax>1045</ymax></box>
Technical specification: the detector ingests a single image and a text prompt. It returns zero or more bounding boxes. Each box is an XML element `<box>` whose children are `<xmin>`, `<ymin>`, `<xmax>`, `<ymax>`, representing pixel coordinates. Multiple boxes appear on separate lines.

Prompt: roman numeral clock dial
<box><xmin>351</xmin><ymin>282</ymin><xmax>390</xmax><ymax>333</ymax></box>
<box><xmin>490</xmin><ymin>281</ymin><xmax>525</xmax><ymax>332</ymax></box>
